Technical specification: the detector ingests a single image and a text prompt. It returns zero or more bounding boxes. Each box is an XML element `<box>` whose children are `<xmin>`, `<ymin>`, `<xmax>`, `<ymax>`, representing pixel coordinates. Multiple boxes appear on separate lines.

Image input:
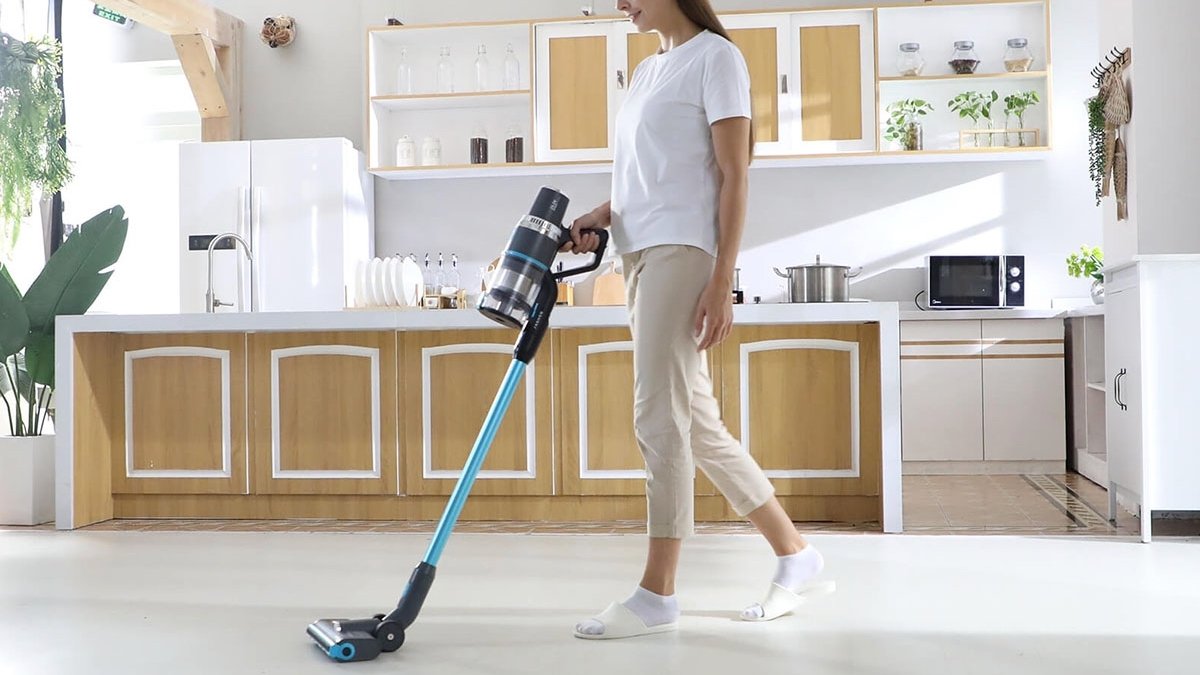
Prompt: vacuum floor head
<box><xmin>307</xmin><ymin>615</ymin><xmax>404</xmax><ymax>663</ymax></box>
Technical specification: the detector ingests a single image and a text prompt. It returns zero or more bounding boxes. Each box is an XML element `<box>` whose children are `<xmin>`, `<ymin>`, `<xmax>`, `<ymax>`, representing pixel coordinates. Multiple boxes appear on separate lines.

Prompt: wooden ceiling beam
<box><xmin>93</xmin><ymin>0</ymin><xmax>236</xmax><ymax>46</ymax></box>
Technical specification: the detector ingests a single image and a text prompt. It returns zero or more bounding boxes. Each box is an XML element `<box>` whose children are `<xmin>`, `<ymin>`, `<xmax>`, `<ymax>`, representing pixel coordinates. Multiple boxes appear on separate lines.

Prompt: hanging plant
<box><xmin>0</xmin><ymin>32</ymin><xmax>72</xmax><ymax>260</ymax></box>
<box><xmin>1086</xmin><ymin>96</ymin><xmax>1107</xmax><ymax>207</ymax></box>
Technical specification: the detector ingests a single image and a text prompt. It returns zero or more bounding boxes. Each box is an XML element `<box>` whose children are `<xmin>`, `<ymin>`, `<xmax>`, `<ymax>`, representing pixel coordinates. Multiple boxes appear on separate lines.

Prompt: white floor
<box><xmin>2</xmin><ymin>531</ymin><xmax>1197</xmax><ymax>675</ymax></box>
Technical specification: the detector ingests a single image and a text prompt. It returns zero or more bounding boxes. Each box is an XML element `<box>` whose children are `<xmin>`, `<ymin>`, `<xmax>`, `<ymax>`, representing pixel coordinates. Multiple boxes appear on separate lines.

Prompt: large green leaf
<box><xmin>24</xmin><ymin>332</ymin><xmax>53</xmax><ymax>386</ymax></box>
<box><xmin>23</xmin><ymin>205</ymin><xmax>128</xmax><ymax>334</ymax></box>
<box><xmin>0</xmin><ymin>265</ymin><xmax>28</xmax><ymax>359</ymax></box>
<box><xmin>0</xmin><ymin>353</ymin><xmax>31</xmax><ymax>403</ymax></box>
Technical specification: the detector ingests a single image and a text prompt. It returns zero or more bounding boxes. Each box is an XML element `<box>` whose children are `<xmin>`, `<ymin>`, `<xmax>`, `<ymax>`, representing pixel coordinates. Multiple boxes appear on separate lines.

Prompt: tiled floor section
<box><xmin>902</xmin><ymin>473</ymin><xmax>1142</xmax><ymax>536</ymax></box>
<box><xmin>8</xmin><ymin>473</ymin><xmax>1188</xmax><ymax>537</ymax></box>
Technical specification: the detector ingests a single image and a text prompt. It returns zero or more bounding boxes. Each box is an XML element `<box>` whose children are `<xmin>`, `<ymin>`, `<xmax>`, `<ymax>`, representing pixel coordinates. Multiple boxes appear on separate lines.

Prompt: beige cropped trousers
<box><xmin>621</xmin><ymin>244</ymin><xmax>776</xmax><ymax>539</ymax></box>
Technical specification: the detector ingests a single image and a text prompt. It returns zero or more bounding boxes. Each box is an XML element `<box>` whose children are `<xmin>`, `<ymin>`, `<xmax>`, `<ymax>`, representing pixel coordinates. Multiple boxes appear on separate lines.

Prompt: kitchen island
<box><xmin>55</xmin><ymin>303</ymin><xmax>901</xmax><ymax>532</ymax></box>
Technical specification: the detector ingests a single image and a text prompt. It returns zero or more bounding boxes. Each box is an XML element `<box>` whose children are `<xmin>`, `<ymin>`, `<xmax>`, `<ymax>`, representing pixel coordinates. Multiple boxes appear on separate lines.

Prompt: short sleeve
<box><xmin>701</xmin><ymin>43</ymin><xmax>752</xmax><ymax>125</ymax></box>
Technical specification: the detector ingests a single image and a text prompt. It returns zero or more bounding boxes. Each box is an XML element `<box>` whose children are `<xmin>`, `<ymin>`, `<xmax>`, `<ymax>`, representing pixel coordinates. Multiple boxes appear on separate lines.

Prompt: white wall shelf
<box><xmin>368</xmin><ymin>147</ymin><xmax>1051</xmax><ymax>180</ymax></box>
<box><xmin>371</xmin><ymin>91</ymin><xmax>531</xmax><ymax>112</ymax></box>
<box><xmin>879</xmin><ymin>71</ymin><xmax>1049</xmax><ymax>83</ymax></box>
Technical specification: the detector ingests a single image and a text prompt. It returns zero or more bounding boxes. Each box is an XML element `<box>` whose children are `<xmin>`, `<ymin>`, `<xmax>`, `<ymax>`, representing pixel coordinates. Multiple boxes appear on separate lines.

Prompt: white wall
<box><xmin>61</xmin><ymin>0</ymin><xmax>1104</xmax><ymax>310</ymax></box>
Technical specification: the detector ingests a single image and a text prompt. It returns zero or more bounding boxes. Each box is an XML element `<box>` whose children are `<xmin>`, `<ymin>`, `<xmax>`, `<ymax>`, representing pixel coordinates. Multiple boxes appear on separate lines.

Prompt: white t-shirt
<box><xmin>610</xmin><ymin>29</ymin><xmax>752</xmax><ymax>258</ymax></box>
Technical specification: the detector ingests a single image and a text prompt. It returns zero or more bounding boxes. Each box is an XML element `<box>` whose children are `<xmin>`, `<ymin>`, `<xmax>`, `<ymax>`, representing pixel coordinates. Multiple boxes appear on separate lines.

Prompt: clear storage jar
<box><xmin>897</xmin><ymin>43</ymin><xmax>925</xmax><ymax>77</ymax></box>
<box><xmin>1004</xmin><ymin>38</ymin><xmax>1034</xmax><ymax>72</ymax></box>
<box><xmin>949</xmin><ymin>41</ymin><xmax>980</xmax><ymax>74</ymax></box>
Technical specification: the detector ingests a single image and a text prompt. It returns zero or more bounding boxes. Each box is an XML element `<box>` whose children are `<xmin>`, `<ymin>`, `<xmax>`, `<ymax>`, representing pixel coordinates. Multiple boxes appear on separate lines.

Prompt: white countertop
<box><xmin>58</xmin><ymin>302</ymin><xmax>900</xmax><ymax>334</ymax></box>
<box><xmin>1065</xmin><ymin>305</ymin><xmax>1105</xmax><ymax>318</ymax></box>
<box><xmin>899</xmin><ymin>308</ymin><xmax>1065</xmax><ymax>321</ymax></box>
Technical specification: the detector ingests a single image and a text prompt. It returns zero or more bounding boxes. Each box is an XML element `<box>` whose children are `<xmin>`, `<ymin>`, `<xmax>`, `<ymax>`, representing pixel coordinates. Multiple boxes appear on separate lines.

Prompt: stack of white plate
<box><xmin>354</xmin><ymin>257</ymin><xmax>423</xmax><ymax>308</ymax></box>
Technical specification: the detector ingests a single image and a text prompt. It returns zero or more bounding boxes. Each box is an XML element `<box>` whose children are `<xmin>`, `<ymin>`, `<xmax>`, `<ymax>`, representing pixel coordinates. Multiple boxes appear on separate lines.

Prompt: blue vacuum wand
<box><xmin>306</xmin><ymin>187</ymin><xmax>607</xmax><ymax>663</ymax></box>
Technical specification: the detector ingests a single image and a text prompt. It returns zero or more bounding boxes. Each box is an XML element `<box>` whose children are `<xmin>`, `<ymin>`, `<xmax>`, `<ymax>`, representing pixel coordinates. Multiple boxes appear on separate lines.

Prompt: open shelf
<box><xmin>371</xmin><ymin>91</ymin><xmax>531</xmax><ymax>111</ymax></box>
<box><xmin>880</xmin><ymin>70</ymin><xmax>1049</xmax><ymax>83</ymax></box>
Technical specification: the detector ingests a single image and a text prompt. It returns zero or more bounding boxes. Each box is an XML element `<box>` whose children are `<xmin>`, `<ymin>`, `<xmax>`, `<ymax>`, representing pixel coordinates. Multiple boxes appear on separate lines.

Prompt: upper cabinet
<box><xmin>367</xmin><ymin>1</ymin><xmax>1050</xmax><ymax>179</ymax></box>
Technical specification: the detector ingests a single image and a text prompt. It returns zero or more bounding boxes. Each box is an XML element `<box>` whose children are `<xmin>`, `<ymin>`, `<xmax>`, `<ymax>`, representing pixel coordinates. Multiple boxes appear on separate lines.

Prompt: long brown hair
<box><xmin>675</xmin><ymin>0</ymin><xmax>756</xmax><ymax>162</ymax></box>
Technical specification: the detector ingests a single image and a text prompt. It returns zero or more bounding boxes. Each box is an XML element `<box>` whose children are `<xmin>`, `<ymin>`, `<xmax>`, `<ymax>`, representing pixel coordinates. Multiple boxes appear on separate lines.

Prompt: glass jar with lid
<box><xmin>949</xmin><ymin>41</ymin><xmax>980</xmax><ymax>74</ymax></box>
<box><xmin>1004</xmin><ymin>38</ymin><xmax>1034</xmax><ymax>72</ymax></box>
<box><xmin>897</xmin><ymin>43</ymin><xmax>925</xmax><ymax>77</ymax></box>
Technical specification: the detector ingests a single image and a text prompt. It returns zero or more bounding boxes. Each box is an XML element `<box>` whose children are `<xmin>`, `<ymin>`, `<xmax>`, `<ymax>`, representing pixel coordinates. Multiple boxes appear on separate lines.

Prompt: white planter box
<box><xmin>0</xmin><ymin>434</ymin><xmax>55</xmax><ymax>526</ymax></box>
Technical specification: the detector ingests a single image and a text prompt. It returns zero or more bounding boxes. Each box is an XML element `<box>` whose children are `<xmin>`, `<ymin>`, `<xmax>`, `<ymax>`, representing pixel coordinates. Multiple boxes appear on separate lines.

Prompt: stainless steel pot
<box><xmin>773</xmin><ymin>255</ymin><xmax>862</xmax><ymax>303</ymax></box>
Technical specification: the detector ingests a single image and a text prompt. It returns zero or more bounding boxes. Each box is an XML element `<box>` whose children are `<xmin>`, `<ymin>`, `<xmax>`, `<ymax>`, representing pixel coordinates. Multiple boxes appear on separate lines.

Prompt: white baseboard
<box><xmin>903</xmin><ymin>460</ymin><xmax>1066</xmax><ymax>475</ymax></box>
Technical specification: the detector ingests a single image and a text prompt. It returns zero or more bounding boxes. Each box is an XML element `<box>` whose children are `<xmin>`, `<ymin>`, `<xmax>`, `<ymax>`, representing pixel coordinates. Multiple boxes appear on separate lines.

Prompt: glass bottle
<box><xmin>446</xmin><ymin>254</ymin><xmax>462</xmax><ymax>308</ymax></box>
<box><xmin>1004</xmin><ymin>38</ymin><xmax>1034</xmax><ymax>72</ymax></box>
<box><xmin>423</xmin><ymin>253</ymin><xmax>435</xmax><ymax>297</ymax></box>
<box><xmin>437</xmin><ymin>46</ymin><xmax>455</xmax><ymax>93</ymax></box>
<box><xmin>949</xmin><ymin>41</ymin><xmax>981</xmax><ymax>75</ymax></box>
<box><xmin>396</xmin><ymin>47</ymin><xmax>414</xmax><ymax>94</ymax></box>
<box><xmin>470</xmin><ymin>123</ymin><xmax>489</xmax><ymax>165</ymax></box>
<box><xmin>503</xmin><ymin>43</ymin><xmax>521</xmax><ymax>90</ymax></box>
<box><xmin>897</xmin><ymin>43</ymin><xmax>925</xmax><ymax>77</ymax></box>
<box><xmin>505</xmin><ymin>125</ymin><xmax>524</xmax><ymax>163</ymax></box>
<box><xmin>474</xmin><ymin>44</ymin><xmax>490</xmax><ymax>91</ymax></box>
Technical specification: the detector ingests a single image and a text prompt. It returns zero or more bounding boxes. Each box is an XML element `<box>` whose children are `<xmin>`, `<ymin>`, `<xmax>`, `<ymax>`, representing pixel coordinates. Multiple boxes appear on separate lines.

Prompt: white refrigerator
<box><xmin>179</xmin><ymin>137</ymin><xmax>374</xmax><ymax>313</ymax></box>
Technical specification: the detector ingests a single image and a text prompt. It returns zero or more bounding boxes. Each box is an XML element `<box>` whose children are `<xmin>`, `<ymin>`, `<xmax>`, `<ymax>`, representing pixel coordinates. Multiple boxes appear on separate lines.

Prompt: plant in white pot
<box><xmin>1</xmin><ymin>206</ymin><xmax>128</xmax><ymax>525</ymax></box>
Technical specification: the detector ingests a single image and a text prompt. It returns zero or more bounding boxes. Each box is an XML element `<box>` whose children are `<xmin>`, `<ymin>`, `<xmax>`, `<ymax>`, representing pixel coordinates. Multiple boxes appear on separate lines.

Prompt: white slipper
<box><xmin>574</xmin><ymin>601</ymin><xmax>678</xmax><ymax>640</ymax></box>
<box><xmin>740</xmin><ymin>580</ymin><xmax>837</xmax><ymax>622</ymax></box>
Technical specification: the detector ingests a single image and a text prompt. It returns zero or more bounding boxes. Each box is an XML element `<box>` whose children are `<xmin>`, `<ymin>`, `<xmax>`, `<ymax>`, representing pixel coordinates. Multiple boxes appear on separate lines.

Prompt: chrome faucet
<box><xmin>206</xmin><ymin>233</ymin><xmax>257</xmax><ymax>313</ymax></box>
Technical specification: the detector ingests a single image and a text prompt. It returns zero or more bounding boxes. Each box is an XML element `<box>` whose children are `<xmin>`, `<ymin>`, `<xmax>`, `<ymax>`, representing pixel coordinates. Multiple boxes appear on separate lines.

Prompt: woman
<box><xmin>563</xmin><ymin>0</ymin><xmax>827</xmax><ymax>641</ymax></box>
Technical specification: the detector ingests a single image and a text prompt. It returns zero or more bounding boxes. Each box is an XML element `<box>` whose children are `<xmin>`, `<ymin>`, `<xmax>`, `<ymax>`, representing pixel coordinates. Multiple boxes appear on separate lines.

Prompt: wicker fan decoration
<box><xmin>260</xmin><ymin>15</ymin><xmax>297</xmax><ymax>48</ymax></box>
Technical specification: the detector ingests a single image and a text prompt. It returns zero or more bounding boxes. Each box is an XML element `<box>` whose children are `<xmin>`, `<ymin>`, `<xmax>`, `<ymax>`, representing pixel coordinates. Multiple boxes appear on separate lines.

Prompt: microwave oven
<box><xmin>926</xmin><ymin>255</ymin><xmax>1025</xmax><ymax>309</ymax></box>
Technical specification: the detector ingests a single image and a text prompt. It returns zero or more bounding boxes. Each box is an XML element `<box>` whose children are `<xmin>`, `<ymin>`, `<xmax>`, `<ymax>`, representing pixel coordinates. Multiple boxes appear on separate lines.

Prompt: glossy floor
<box><xmin>2</xmin><ymin>530</ymin><xmax>1197</xmax><ymax>675</ymax></box>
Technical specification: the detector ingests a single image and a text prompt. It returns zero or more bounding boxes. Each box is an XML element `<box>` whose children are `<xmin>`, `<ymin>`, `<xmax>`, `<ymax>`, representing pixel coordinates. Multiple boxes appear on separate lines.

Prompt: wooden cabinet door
<box><xmin>899</xmin><ymin>320</ymin><xmax>984</xmax><ymax>462</ymax></box>
<box><xmin>401</xmin><ymin>329</ymin><xmax>553</xmax><ymax>496</ymax></box>
<box><xmin>248</xmin><ymin>332</ymin><xmax>399</xmax><ymax>495</ymax></box>
<box><xmin>719</xmin><ymin>324</ymin><xmax>881</xmax><ymax>496</ymax></box>
<box><xmin>721</xmin><ymin>14</ymin><xmax>791</xmax><ymax>156</ymax></box>
<box><xmin>555</xmin><ymin>327</ymin><xmax>721</xmax><ymax>496</ymax></box>
<box><xmin>111</xmin><ymin>333</ymin><xmax>248</xmax><ymax>495</ymax></box>
<box><xmin>981</xmin><ymin>320</ymin><xmax>1066</xmax><ymax>462</ymax></box>
<box><xmin>534</xmin><ymin>21</ymin><xmax>619</xmax><ymax>163</ymax></box>
<box><xmin>789</xmin><ymin>10</ymin><xmax>876</xmax><ymax>153</ymax></box>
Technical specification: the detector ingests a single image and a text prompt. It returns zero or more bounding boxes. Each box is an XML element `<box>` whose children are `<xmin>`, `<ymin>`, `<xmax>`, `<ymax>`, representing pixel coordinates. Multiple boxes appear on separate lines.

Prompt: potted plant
<box><xmin>1066</xmin><ymin>245</ymin><xmax>1104</xmax><ymax>305</ymax></box>
<box><xmin>1</xmin><ymin>207</ymin><xmax>128</xmax><ymax>525</ymax></box>
<box><xmin>884</xmin><ymin>99</ymin><xmax>933</xmax><ymax>151</ymax></box>
<box><xmin>1003</xmin><ymin>91</ymin><xmax>1041</xmax><ymax>147</ymax></box>
<box><xmin>0</xmin><ymin>32</ymin><xmax>72</xmax><ymax>262</ymax></box>
<box><xmin>948</xmin><ymin>90</ymin><xmax>999</xmax><ymax>148</ymax></box>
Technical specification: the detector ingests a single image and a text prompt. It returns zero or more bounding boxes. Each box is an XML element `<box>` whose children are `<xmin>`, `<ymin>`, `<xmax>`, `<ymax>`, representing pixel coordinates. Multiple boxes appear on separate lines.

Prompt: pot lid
<box><xmin>784</xmin><ymin>254</ymin><xmax>852</xmax><ymax>269</ymax></box>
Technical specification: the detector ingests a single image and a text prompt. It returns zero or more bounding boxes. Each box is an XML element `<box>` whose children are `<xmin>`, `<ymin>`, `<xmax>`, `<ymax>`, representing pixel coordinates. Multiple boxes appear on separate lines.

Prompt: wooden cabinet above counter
<box><xmin>55</xmin><ymin>304</ymin><xmax>902</xmax><ymax>532</ymax></box>
<box><xmin>366</xmin><ymin>0</ymin><xmax>1052</xmax><ymax>180</ymax></box>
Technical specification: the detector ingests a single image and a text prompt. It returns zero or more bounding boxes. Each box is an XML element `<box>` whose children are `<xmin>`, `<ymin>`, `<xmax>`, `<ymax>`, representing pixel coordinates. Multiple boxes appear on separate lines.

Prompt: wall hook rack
<box><xmin>1091</xmin><ymin>46</ymin><xmax>1131</xmax><ymax>88</ymax></box>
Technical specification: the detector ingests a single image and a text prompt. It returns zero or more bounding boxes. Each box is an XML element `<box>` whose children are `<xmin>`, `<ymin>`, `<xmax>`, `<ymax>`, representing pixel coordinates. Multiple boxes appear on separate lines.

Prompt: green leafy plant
<box><xmin>884</xmin><ymin>99</ymin><xmax>933</xmax><ymax>151</ymax></box>
<box><xmin>0</xmin><ymin>206</ymin><xmax>128</xmax><ymax>437</ymax></box>
<box><xmin>0</xmin><ymin>32</ymin><xmax>72</xmax><ymax>261</ymax></box>
<box><xmin>1003</xmin><ymin>90</ymin><xmax>1041</xmax><ymax>146</ymax></box>
<box><xmin>1087</xmin><ymin>96</ymin><xmax>1107</xmax><ymax>206</ymax></box>
<box><xmin>948</xmin><ymin>90</ymin><xmax>999</xmax><ymax>124</ymax></box>
<box><xmin>1066</xmin><ymin>245</ymin><xmax>1104</xmax><ymax>283</ymax></box>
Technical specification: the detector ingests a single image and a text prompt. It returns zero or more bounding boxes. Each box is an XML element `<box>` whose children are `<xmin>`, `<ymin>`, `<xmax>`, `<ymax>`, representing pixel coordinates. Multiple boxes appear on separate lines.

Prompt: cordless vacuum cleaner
<box><xmin>306</xmin><ymin>186</ymin><xmax>607</xmax><ymax>663</ymax></box>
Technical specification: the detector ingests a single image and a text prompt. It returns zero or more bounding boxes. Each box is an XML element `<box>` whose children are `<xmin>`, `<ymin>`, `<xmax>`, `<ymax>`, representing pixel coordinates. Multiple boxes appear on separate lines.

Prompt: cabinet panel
<box><xmin>535</xmin><ymin>22</ymin><xmax>616</xmax><ymax>162</ymax></box>
<box><xmin>982</xmin><ymin>357</ymin><xmax>1065</xmax><ymax>461</ymax></box>
<box><xmin>799</xmin><ymin>25</ymin><xmax>862</xmax><ymax>141</ymax></box>
<box><xmin>626</xmin><ymin>31</ymin><xmax>660</xmax><ymax>83</ymax></box>
<box><xmin>111</xmin><ymin>333</ymin><xmax>247</xmax><ymax>495</ymax></box>
<box><xmin>900</xmin><ymin>358</ymin><xmax>984</xmax><ymax>462</ymax></box>
<box><xmin>1105</xmin><ymin>286</ymin><xmax>1142</xmax><ymax>497</ymax></box>
<box><xmin>723</xmin><ymin>14</ymin><xmax>790</xmax><ymax>155</ymax></box>
<box><xmin>249</xmin><ymin>332</ymin><xmax>399</xmax><ymax>495</ymax></box>
<box><xmin>720</xmin><ymin>324</ymin><xmax>881</xmax><ymax>496</ymax></box>
<box><xmin>555</xmin><ymin>328</ymin><xmax>720</xmax><ymax>496</ymax></box>
<box><xmin>402</xmin><ymin>329</ymin><xmax>553</xmax><ymax>496</ymax></box>
<box><xmin>790</xmin><ymin>11</ymin><xmax>876</xmax><ymax>153</ymax></box>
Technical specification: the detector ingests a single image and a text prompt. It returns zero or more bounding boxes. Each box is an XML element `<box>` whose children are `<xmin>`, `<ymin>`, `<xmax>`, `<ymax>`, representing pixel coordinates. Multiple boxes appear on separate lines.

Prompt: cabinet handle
<box><xmin>616</xmin><ymin>69</ymin><xmax>625</xmax><ymax>89</ymax></box>
<box><xmin>781</xmin><ymin>74</ymin><xmax>788</xmax><ymax>93</ymax></box>
<box><xmin>1114</xmin><ymin>368</ymin><xmax>1128</xmax><ymax>411</ymax></box>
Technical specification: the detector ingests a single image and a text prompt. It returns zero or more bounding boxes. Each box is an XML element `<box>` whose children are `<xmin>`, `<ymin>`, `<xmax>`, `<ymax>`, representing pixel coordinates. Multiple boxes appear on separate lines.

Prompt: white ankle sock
<box><xmin>576</xmin><ymin>586</ymin><xmax>679</xmax><ymax>636</ymax></box>
<box><xmin>741</xmin><ymin>546</ymin><xmax>824</xmax><ymax>620</ymax></box>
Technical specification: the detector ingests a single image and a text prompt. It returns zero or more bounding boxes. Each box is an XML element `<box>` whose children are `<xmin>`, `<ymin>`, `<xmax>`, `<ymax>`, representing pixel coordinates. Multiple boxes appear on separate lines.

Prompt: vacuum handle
<box><xmin>554</xmin><ymin>229</ymin><xmax>609</xmax><ymax>280</ymax></box>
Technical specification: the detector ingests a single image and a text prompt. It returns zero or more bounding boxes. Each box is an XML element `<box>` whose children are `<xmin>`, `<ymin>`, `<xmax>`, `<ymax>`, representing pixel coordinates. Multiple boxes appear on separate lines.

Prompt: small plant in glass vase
<box><xmin>1003</xmin><ymin>91</ymin><xmax>1040</xmax><ymax>147</ymax></box>
<box><xmin>948</xmin><ymin>90</ymin><xmax>999</xmax><ymax>148</ymax></box>
<box><xmin>1066</xmin><ymin>245</ymin><xmax>1105</xmax><ymax>304</ymax></box>
<box><xmin>884</xmin><ymin>99</ymin><xmax>933</xmax><ymax>151</ymax></box>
